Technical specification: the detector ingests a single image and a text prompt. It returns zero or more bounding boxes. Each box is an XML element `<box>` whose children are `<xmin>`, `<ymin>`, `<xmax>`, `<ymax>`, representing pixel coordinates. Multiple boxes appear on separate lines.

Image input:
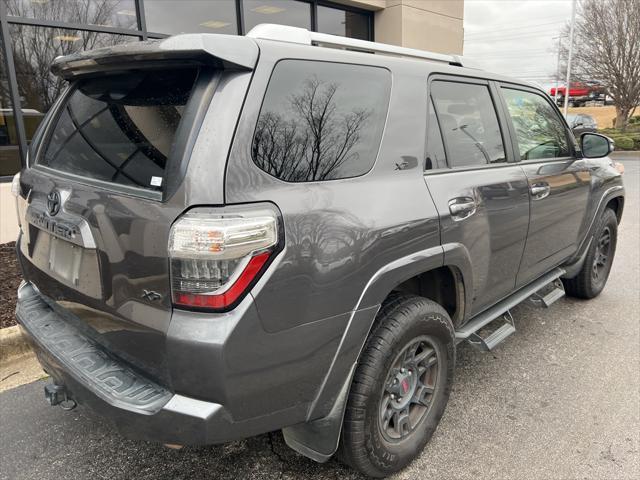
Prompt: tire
<box><xmin>563</xmin><ymin>208</ymin><xmax>618</xmax><ymax>299</ymax></box>
<box><xmin>339</xmin><ymin>294</ymin><xmax>455</xmax><ymax>478</ymax></box>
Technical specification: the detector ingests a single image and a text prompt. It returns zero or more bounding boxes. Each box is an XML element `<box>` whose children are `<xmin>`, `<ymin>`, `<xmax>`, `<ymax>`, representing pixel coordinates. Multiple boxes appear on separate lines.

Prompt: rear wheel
<box><xmin>563</xmin><ymin>208</ymin><xmax>618</xmax><ymax>299</ymax></box>
<box><xmin>339</xmin><ymin>295</ymin><xmax>455</xmax><ymax>478</ymax></box>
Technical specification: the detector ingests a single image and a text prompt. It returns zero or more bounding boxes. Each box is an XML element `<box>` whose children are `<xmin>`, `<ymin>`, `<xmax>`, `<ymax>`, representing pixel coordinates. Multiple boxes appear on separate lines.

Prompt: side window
<box><xmin>425</xmin><ymin>98</ymin><xmax>446</xmax><ymax>170</ymax></box>
<box><xmin>252</xmin><ymin>60</ymin><xmax>391</xmax><ymax>182</ymax></box>
<box><xmin>502</xmin><ymin>88</ymin><xmax>571</xmax><ymax>160</ymax></box>
<box><xmin>430</xmin><ymin>80</ymin><xmax>506</xmax><ymax>168</ymax></box>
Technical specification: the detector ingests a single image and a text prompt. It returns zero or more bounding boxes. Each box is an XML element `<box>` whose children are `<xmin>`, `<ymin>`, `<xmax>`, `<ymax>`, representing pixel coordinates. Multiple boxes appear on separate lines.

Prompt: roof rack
<box><xmin>247</xmin><ymin>24</ymin><xmax>477</xmax><ymax>68</ymax></box>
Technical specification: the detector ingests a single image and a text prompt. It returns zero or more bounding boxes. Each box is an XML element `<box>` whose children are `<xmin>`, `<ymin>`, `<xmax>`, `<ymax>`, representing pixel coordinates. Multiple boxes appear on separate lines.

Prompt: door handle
<box><xmin>448</xmin><ymin>197</ymin><xmax>477</xmax><ymax>220</ymax></box>
<box><xmin>530</xmin><ymin>182</ymin><xmax>550</xmax><ymax>200</ymax></box>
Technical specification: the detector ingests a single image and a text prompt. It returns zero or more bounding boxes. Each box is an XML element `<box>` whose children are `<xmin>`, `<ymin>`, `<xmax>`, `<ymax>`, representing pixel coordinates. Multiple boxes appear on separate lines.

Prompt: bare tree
<box><xmin>253</xmin><ymin>77</ymin><xmax>370</xmax><ymax>182</ymax></box>
<box><xmin>2</xmin><ymin>0</ymin><xmax>132</xmax><ymax>113</ymax></box>
<box><xmin>558</xmin><ymin>0</ymin><xmax>640</xmax><ymax>130</ymax></box>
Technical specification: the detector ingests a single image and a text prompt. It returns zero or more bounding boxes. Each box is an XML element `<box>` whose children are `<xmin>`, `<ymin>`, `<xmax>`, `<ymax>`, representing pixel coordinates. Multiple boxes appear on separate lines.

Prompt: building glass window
<box><xmin>1</xmin><ymin>39</ymin><xmax>21</xmax><ymax>177</ymax></box>
<box><xmin>252</xmin><ymin>60</ymin><xmax>391</xmax><ymax>182</ymax></box>
<box><xmin>317</xmin><ymin>5</ymin><xmax>369</xmax><ymax>40</ymax></box>
<box><xmin>5</xmin><ymin>0</ymin><xmax>139</xmax><ymax>30</ymax></box>
<box><xmin>144</xmin><ymin>0</ymin><xmax>238</xmax><ymax>35</ymax></box>
<box><xmin>7</xmin><ymin>24</ymin><xmax>135</xmax><ymax>145</ymax></box>
<box><xmin>243</xmin><ymin>0</ymin><xmax>311</xmax><ymax>32</ymax></box>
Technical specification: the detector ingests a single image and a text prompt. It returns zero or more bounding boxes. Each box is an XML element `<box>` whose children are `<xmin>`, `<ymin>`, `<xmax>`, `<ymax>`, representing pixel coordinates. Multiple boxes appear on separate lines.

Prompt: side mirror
<box><xmin>581</xmin><ymin>133</ymin><xmax>614</xmax><ymax>158</ymax></box>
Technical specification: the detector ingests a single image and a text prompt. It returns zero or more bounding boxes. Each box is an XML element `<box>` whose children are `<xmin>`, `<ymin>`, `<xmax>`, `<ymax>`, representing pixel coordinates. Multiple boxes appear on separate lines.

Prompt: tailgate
<box><xmin>15</xmin><ymin>34</ymin><xmax>258</xmax><ymax>385</ymax></box>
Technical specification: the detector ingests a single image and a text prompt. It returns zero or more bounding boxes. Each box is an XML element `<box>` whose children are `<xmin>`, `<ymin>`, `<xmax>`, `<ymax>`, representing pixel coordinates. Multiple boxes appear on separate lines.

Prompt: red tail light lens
<box><xmin>173</xmin><ymin>252</ymin><xmax>270</xmax><ymax>309</ymax></box>
<box><xmin>168</xmin><ymin>206</ymin><xmax>279</xmax><ymax>311</ymax></box>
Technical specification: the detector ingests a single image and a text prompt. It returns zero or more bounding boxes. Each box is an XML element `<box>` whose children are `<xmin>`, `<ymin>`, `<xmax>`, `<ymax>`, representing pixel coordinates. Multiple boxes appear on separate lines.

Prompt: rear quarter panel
<box><xmin>225</xmin><ymin>42</ymin><xmax>441</xmax><ymax>333</ymax></box>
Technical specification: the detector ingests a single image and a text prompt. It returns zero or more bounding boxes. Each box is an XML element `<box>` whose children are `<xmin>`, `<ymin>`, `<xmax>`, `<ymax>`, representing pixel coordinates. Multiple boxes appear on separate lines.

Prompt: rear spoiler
<box><xmin>51</xmin><ymin>34</ymin><xmax>259</xmax><ymax>80</ymax></box>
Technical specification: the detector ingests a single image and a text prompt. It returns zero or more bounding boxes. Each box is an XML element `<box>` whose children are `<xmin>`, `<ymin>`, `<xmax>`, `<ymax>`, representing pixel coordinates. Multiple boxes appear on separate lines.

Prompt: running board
<box><xmin>455</xmin><ymin>268</ymin><xmax>566</xmax><ymax>343</ymax></box>
<box><xmin>528</xmin><ymin>279</ymin><xmax>565</xmax><ymax>307</ymax></box>
<box><xmin>467</xmin><ymin>311</ymin><xmax>516</xmax><ymax>351</ymax></box>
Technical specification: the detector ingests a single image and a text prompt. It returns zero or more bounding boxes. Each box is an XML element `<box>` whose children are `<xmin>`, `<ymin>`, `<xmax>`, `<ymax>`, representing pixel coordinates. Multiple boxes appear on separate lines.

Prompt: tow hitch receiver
<box><xmin>44</xmin><ymin>383</ymin><xmax>77</xmax><ymax>411</ymax></box>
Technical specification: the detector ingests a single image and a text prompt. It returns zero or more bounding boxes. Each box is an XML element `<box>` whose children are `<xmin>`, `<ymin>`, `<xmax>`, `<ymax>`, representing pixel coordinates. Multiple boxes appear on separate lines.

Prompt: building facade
<box><xmin>0</xmin><ymin>0</ymin><xmax>463</xmax><ymax>242</ymax></box>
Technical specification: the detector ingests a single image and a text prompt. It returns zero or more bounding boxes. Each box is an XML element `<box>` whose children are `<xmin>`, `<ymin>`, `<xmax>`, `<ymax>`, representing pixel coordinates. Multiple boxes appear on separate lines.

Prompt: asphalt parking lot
<box><xmin>1</xmin><ymin>157</ymin><xmax>638</xmax><ymax>480</ymax></box>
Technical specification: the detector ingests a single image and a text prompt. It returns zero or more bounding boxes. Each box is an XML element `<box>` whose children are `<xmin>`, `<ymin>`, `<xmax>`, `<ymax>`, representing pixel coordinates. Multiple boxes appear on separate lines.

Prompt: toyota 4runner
<box><xmin>13</xmin><ymin>25</ymin><xmax>624</xmax><ymax>478</ymax></box>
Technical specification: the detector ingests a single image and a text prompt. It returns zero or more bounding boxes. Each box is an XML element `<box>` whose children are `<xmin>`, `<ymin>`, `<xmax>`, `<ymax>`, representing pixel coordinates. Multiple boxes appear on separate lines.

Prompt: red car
<box><xmin>550</xmin><ymin>82</ymin><xmax>606</xmax><ymax>106</ymax></box>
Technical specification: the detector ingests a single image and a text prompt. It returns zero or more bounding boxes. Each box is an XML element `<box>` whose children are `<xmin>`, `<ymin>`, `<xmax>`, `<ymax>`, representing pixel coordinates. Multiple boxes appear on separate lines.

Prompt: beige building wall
<box><xmin>338</xmin><ymin>0</ymin><xmax>464</xmax><ymax>54</ymax></box>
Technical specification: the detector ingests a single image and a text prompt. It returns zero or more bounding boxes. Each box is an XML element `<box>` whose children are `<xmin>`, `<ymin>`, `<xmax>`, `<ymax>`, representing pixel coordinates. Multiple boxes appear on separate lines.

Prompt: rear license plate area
<box><xmin>49</xmin><ymin>236</ymin><xmax>82</xmax><ymax>286</ymax></box>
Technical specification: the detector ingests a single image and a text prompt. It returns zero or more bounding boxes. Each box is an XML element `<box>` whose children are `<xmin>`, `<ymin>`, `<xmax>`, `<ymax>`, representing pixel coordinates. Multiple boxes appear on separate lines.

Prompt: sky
<box><xmin>463</xmin><ymin>0</ymin><xmax>574</xmax><ymax>90</ymax></box>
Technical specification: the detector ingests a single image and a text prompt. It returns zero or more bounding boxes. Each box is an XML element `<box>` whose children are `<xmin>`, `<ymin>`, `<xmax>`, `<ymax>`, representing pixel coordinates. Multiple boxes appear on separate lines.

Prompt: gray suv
<box><xmin>13</xmin><ymin>25</ymin><xmax>624</xmax><ymax>478</ymax></box>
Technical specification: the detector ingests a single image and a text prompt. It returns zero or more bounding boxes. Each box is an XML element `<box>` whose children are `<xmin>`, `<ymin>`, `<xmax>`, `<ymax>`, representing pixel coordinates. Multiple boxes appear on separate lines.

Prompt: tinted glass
<box><xmin>425</xmin><ymin>98</ymin><xmax>446</xmax><ymax>170</ymax></box>
<box><xmin>6</xmin><ymin>0</ymin><xmax>138</xmax><ymax>29</ymax></box>
<box><xmin>317</xmin><ymin>5</ymin><xmax>369</xmax><ymax>40</ymax></box>
<box><xmin>253</xmin><ymin>60</ymin><xmax>391</xmax><ymax>182</ymax></box>
<box><xmin>431</xmin><ymin>81</ymin><xmax>506</xmax><ymax>167</ymax></box>
<box><xmin>39</xmin><ymin>69</ymin><xmax>198</xmax><ymax>191</ymax></box>
<box><xmin>1</xmin><ymin>38</ymin><xmax>21</xmax><ymax>177</ymax></box>
<box><xmin>502</xmin><ymin>88</ymin><xmax>570</xmax><ymax>160</ymax></box>
<box><xmin>144</xmin><ymin>0</ymin><xmax>238</xmax><ymax>35</ymax></box>
<box><xmin>243</xmin><ymin>0</ymin><xmax>311</xmax><ymax>31</ymax></box>
<box><xmin>8</xmin><ymin>24</ymin><xmax>134</xmax><ymax>147</ymax></box>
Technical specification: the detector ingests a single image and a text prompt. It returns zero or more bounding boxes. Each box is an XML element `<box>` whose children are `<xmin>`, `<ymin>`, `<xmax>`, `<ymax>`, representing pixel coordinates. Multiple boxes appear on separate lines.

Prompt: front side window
<box><xmin>430</xmin><ymin>81</ymin><xmax>506</xmax><ymax>168</ymax></box>
<box><xmin>252</xmin><ymin>60</ymin><xmax>391</xmax><ymax>182</ymax></box>
<box><xmin>38</xmin><ymin>69</ymin><xmax>199</xmax><ymax>191</ymax></box>
<box><xmin>502</xmin><ymin>88</ymin><xmax>571</xmax><ymax>160</ymax></box>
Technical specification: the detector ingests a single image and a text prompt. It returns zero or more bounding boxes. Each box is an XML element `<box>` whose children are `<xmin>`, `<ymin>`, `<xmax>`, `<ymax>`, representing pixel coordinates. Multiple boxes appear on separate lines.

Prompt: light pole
<box><xmin>563</xmin><ymin>0</ymin><xmax>577</xmax><ymax>116</ymax></box>
<box><xmin>552</xmin><ymin>35</ymin><xmax>565</xmax><ymax>104</ymax></box>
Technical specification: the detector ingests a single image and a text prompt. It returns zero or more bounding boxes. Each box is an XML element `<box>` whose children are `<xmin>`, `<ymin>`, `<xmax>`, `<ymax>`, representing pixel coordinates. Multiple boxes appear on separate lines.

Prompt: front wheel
<box><xmin>339</xmin><ymin>295</ymin><xmax>455</xmax><ymax>478</ymax></box>
<box><xmin>563</xmin><ymin>208</ymin><xmax>618</xmax><ymax>299</ymax></box>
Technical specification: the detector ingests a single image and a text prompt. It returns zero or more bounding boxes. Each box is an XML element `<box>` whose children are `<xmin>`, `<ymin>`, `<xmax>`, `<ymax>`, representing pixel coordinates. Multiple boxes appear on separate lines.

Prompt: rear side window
<box><xmin>501</xmin><ymin>88</ymin><xmax>570</xmax><ymax>160</ymax></box>
<box><xmin>252</xmin><ymin>60</ymin><xmax>391</xmax><ymax>182</ymax></box>
<box><xmin>430</xmin><ymin>80</ymin><xmax>506</xmax><ymax>168</ymax></box>
<box><xmin>425</xmin><ymin>98</ymin><xmax>446</xmax><ymax>170</ymax></box>
<box><xmin>38</xmin><ymin>69</ymin><xmax>199</xmax><ymax>191</ymax></box>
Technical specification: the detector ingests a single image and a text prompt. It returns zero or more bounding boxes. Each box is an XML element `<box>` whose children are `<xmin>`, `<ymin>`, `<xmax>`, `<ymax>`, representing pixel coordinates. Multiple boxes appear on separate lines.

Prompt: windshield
<box><xmin>38</xmin><ymin>68</ymin><xmax>199</xmax><ymax>191</ymax></box>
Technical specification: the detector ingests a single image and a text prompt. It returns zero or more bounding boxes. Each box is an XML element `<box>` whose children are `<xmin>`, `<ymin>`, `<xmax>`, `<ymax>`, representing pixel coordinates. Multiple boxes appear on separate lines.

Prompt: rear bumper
<box><xmin>15</xmin><ymin>281</ymin><xmax>284</xmax><ymax>445</ymax></box>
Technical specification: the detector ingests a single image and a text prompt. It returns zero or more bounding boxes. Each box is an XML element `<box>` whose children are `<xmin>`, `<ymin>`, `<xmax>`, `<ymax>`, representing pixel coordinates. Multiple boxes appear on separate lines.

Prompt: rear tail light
<box><xmin>169</xmin><ymin>206</ymin><xmax>279</xmax><ymax>311</ymax></box>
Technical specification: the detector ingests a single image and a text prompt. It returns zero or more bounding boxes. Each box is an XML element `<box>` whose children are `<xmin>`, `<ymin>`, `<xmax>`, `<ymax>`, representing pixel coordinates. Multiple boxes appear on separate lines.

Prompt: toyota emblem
<box><xmin>47</xmin><ymin>191</ymin><xmax>61</xmax><ymax>216</ymax></box>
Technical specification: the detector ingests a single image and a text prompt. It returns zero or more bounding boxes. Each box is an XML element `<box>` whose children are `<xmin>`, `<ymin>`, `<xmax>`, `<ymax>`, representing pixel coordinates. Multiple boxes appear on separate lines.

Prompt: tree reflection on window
<box><xmin>252</xmin><ymin>61</ymin><xmax>391</xmax><ymax>182</ymax></box>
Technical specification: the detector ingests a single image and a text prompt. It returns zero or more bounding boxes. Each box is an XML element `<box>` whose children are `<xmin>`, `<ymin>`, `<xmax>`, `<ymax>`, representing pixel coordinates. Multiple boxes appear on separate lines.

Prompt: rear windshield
<box><xmin>38</xmin><ymin>69</ymin><xmax>199</xmax><ymax>191</ymax></box>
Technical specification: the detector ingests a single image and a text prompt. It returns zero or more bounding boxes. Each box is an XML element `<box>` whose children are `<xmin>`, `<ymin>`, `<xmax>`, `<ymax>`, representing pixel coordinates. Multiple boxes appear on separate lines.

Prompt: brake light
<box><xmin>169</xmin><ymin>206</ymin><xmax>279</xmax><ymax>311</ymax></box>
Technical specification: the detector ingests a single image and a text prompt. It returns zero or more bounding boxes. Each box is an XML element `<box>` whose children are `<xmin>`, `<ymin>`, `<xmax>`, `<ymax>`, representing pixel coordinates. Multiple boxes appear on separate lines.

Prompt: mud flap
<box><xmin>282</xmin><ymin>364</ymin><xmax>355</xmax><ymax>463</ymax></box>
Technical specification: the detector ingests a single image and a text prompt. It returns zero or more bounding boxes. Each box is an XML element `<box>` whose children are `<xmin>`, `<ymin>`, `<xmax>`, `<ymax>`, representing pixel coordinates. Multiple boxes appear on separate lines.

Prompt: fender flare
<box><xmin>282</xmin><ymin>244</ymin><xmax>473</xmax><ymax>462</ymax></box>
<box><xmin>563</xmin><ymin>185</ymin><xmax>624</xmax><ymax>278</ymax></box>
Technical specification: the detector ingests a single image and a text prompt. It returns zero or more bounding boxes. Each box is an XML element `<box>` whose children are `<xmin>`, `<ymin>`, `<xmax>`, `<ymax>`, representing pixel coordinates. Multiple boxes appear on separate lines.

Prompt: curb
<box><xmin>0</xmin><ymin>325</ymin><xmax>32</xmax><ymax>362</ymax></box>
